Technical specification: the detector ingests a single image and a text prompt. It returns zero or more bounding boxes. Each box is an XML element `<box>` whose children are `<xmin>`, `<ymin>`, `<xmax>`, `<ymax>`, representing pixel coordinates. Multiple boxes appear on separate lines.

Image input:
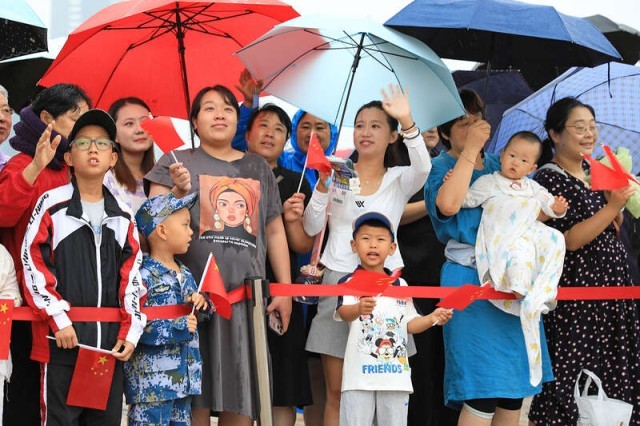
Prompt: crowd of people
<box><xmin>0</xmin><ymin>67</ymin><xmax>639</xmax><ymax>426</ymax></box>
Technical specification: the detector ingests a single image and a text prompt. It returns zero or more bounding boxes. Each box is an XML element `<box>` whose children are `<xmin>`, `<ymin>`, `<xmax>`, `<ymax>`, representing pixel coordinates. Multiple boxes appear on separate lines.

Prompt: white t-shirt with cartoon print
<box><xmin>335</xmin><ymin>273</ymin><xmax>421</xmax><ymax>392</ymax></box>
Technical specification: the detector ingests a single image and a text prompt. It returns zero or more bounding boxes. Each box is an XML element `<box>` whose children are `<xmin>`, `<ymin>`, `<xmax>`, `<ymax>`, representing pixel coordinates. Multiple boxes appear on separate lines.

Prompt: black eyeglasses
<box><xmin>71</xmin><ymin>137</ymin><xmax>115</xmax><ymax>151</ymax></box>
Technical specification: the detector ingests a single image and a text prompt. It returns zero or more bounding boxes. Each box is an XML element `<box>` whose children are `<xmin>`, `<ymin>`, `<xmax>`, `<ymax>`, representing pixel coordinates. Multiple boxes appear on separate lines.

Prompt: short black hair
<box><xmin>189</xmin><ymin>85</ymin><xmax>240</xmax><ymax>136</ymax></box>
<box><xmin>437</xmin><ymin>88</ymin><xmax>484</xmax><ymax>150</ymax></box>
<box><xmin>32</xmin><ymin>83</ymin><xmax>92</xmax><ymax>118</ymax></box>
<box><xmin>246</xmin><ymin>103</ymin><xmax>292</xmax><ymax>140</ymax></box>
<box><xmin>504</xmin><ymin>131</ymin><xmax>544</xmax><ymax>163</ymax></box>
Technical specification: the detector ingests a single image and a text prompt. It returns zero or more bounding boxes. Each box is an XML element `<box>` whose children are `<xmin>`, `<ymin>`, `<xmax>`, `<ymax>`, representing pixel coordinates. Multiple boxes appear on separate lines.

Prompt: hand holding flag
<box><xmin>583</xmin><ymin>145</ymin><xmax>639</xmax><ymax>191</ymax></box>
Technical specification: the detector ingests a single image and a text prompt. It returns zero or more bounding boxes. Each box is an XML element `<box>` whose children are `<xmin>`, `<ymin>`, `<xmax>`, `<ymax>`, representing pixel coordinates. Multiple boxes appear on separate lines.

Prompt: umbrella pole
<box><xmin>335</xmin><ymin>33</ymin><xmax>366</xmax><ymax>144</ymax></box>
<box><xmin>174</xmin><ymin>6</ymin><xmax>195</xmax><ymax>147</ymax></box>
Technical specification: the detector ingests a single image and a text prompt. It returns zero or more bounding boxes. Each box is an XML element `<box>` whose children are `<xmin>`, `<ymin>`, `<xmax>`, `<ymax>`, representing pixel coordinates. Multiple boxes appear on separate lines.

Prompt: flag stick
<box><xmin>46</xmin><ymin>336</ymin><xmax>112</xmax><ymax>355</ymax></box>
<box><xmin>296</xmin><ymin>156</ymin><xmax>308</xmax><ymax>193</ymax></box>
<box><xmin>192</xmin><ymin>252</ymin><xmax>213</xmax><ymax>315</ymax></box>
<box><xmin>170</xmin><ymin>150</ymin><xmax>179</xmax><ymax>164</ymax></box>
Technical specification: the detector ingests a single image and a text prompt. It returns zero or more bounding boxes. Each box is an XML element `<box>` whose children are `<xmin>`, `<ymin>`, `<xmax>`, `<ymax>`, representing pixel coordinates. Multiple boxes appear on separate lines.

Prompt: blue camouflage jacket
<box><xmin>124</xmin><ymin>256</ymin><xmax>211</xmax><ymax>403</ymax></box>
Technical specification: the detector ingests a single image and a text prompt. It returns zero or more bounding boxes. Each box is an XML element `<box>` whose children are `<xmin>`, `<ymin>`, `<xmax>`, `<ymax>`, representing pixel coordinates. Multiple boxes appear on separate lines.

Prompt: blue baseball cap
<box><xmin>352</xmin><ymin>211</ymin><xmax>395</xmax><ymax>242</ymax></box>
<box><xmin>136</xmin><ymin>192</ymin><xmax>197</xmax><ymax>238</ymax></box>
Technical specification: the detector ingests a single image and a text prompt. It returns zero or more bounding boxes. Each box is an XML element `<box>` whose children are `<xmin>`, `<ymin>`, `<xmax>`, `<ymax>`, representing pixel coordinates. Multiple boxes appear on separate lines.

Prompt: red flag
<box><xmin>306</xmin><ymin>132</ymin><xmax>332</xmax><ymax>174</ymax></box>
<box><xmin>340</xmin><ymin>269</ymin><xmax>401</xmax><ymax>296</ymax></box>
<box><xmin>0</xmin><ymin>299</ymin><xmax>14</xmax><ymax>360</ymax></box>
<box><xmin>140</xmin><ymin>116</ymin><xmax>185</xmax><ymax>153</ymax></box>
<box><xmin>583</xmin><ymin>154</ymin><xmax>628</xmax><ymax>190</ymax></box>
<box><xmin>199</xmin><ymin>253</ymin><xmax>232</xmax><ymax>319</ymax></box>
<box><xmin>437</xmin><ymin>284</ymin><xmax>515</xmax><ymax>310</ymax></box>
<box><xmin>602</xmin><ymin>145</ymin><xmax>638</xmax><ymax>183</ymax></box>
<box><xmin>66</xmin><ymin>346</ymin><xmax>115</xmax><ymax>410</ymax></box>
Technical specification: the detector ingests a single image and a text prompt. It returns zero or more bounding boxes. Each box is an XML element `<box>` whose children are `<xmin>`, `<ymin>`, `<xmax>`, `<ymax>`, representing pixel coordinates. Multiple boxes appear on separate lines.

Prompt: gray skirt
<box><xmin>305</xmin><ymin>268</ymin><xmax>351</xmax><ymax>358</ymax></box>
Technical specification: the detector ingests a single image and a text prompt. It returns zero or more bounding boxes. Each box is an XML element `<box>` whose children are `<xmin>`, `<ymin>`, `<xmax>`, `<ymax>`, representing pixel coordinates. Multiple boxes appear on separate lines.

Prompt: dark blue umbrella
<box><xmin>0</xmin><ymin>0</ymin><xmax>47</xmax><ymax>61</ymax></box>
<box><xmin>453</xmin><ymin>69</ymin><xmax>532</xmax><ymax>137</ymax></box>
<box><xmin>385</xmin><ymin>0</ymin><xmax>621</xmax><ymax>70</ymax></box>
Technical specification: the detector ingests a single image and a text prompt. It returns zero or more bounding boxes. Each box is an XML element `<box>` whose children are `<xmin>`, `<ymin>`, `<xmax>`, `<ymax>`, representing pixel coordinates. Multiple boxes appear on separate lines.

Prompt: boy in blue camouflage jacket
<box><xmin>125</xmin><ymin>192</ymin><xmax>213</xmax><ymax>425</ymax></box>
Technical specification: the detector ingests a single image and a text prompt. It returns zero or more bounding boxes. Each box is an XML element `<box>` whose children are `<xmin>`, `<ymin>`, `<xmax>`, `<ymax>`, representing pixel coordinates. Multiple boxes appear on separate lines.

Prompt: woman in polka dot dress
<box><xmin>529</xmin><ymin>97</ymin><xmax>640</xmax><ymax>425</ymax></box>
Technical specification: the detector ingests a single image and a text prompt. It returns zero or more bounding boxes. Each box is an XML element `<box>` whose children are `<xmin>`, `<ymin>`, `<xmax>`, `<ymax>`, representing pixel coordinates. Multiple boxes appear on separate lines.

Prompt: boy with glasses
<box><xmin>21</xmin><ymin>109</ymin><xmax>147</xmax><ymax>425</ymax></box>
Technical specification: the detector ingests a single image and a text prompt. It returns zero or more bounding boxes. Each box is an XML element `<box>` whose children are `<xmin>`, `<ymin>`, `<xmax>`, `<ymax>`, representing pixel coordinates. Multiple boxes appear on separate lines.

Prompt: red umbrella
<box><xmin>38</xmin><ymin>0</ymin><xmax>298</xmax><ymax>119</ymax></box>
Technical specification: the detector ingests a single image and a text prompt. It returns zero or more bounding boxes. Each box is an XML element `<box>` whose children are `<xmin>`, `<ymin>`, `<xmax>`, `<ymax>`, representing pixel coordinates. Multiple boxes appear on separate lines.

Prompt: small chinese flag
<box><xmin>306</xmin><ymin>132</ymin><xmax>332</xmax><ymax>174</ymax></box>
<box><xmin>67</xmin><ymin>346</ymin><xmax>115</xmax><ymax>410</ymax></box>
<box><xmin>583</xmin><ymin>154</ymin><xmax>629</xmax><ymax>191</ymax></box>
<box><xmin>140</xmin><ymin>116</ymin><xmax>186</xmax><ymax>153</ymax></box>
<box><xmin>0</xmin><ymin>299</ymin><xmax>14</xmax><ymax>360</ymax></box>
<box><xmin>437</xmin><ymin>284</ymin><xmax>514</xmax><ymax>310</ymax></box>
<box><xmin>200</xmin><ymin>252</ymin><xmax>232</xmax><ymax>319</ymax></box>
<box><xmin>341</xmin><ymin>269</ymin><xmax>401</xmax><ymax>296</ymax></box>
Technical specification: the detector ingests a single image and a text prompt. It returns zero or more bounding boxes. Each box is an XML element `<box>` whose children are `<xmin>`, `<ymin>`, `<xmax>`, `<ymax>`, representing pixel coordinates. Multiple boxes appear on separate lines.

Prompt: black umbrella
<box><xmin>521</xmin><ymin>15</ymin><xmax>640</xmax><ymax>90</ymax></box>
<box><xmin>452</xmin><ymin>69</ymin><xmax>532</xmax><ymax>137</ymax></box>
<box><xmin>0</xmin><ymin>55</ymin><xmax>52</xmax><ymax>111</ymax></box>
<box><xmin>0</xmin><ymin>0</ymin><xmax>48</xmax><ymax>61</ymax></box>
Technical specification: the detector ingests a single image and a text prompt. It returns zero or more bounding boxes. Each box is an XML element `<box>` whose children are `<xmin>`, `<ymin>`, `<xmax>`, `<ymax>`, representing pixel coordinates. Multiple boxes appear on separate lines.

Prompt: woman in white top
<box><xmin>104</xmin><ymin>97</ymin><xmax>155</xmax><ymax>215</ymax></box>
<box><xmin>301</xmin><ymin>85</ymin><xmax>431</xmax><ymax>426</ymax></box>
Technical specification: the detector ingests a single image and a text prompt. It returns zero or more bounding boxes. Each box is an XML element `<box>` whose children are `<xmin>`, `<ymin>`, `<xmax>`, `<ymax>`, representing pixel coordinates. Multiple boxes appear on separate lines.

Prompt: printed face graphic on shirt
<box><xmin>198</xmin><ymin>175</ymin><xmax>261</xmax><ymax>249</ymax></box>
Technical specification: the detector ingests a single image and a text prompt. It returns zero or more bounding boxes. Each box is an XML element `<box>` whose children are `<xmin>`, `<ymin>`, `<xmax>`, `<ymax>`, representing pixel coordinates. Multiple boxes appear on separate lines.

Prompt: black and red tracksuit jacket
<box><xmin>21</xmin><ymin>178</ymin><xmax>147</xmax><ymax>364</ymax></box>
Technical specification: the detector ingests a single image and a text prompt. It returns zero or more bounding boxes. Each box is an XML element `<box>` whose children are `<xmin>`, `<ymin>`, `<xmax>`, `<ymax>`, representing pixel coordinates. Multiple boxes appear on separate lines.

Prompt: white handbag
<box><xmin>574</xmin><ymin>369</ymin><xmax>634</xmax><ymax>426</ymax></box>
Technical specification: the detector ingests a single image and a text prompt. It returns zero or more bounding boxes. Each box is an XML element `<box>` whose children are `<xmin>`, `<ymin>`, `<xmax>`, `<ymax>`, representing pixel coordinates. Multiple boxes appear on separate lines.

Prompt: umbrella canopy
<box><xmin>38</xmin><ymin>0</ymin><xmax>298</xmax><ymax>119</ymax></box>
<box><xmin>0</xmin><ymin>0</ymin><xmax>48</xmax><ymax>61</ymax></box>
<box><xmin>236</xmin><ymin>14</ymin><xmax>465</xmax><ymax>134</ymax></box>
<box><xmin>0</xmin><ymin>54</ymin><xmax>53</xmax><ymax>111</ymax></box>
<box><xmin>587</xmin><ymin>15</ymin><xmax>640</xmax><ymax>65</ymax></box>
<box><xmin>521</xmin><ymin>15</ymin><xmax>640</xmax><ymax>91</ymax></box>
<box><xmin>452</xmin><ymin>69</ymin><xmax>532</xmax><ymax>137</ymax></box>
<box><xmin>385</xmin><ymin>0</ymin><xmax>621</xmax><ymax>68</ymax></box>
<box><xmin>487</xmin><ymin>62</ymin><xmax>640</xmax><ymax>173</ymax></box>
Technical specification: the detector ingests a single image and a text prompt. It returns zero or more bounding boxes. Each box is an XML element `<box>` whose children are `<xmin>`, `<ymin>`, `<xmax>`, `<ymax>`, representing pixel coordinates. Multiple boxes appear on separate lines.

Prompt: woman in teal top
<box><xmin>424</xmin><ymin>89</ymin><xmax>553</xmax><ymax>425</ymax></box>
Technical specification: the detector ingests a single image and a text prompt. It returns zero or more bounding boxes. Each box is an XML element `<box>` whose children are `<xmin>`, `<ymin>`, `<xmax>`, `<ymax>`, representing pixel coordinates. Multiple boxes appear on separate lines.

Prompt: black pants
<box><xmin>42</xmin><ymin>360</ymin><xmax>124</xmax><ymax>426</ymax></box>
<box><xmin>3</xmin><ymin>321</ymin><xmax>40</xmax><ymax>426</ymax></box>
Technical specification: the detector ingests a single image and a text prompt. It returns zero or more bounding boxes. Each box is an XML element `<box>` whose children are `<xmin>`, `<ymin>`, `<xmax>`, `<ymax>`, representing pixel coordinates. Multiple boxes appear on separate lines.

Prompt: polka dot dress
<box><xmin>529</xmin><ymin>163</ymin><xmax>640</xmax><ymax>425</ymax></box>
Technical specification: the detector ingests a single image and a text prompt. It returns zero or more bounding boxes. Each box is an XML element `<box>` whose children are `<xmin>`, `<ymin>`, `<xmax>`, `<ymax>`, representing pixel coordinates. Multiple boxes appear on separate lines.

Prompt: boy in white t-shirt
<box><xmin>335</xmin><ymin>212</ymin><xmax>453</xmax><ymax>426</ymax></box>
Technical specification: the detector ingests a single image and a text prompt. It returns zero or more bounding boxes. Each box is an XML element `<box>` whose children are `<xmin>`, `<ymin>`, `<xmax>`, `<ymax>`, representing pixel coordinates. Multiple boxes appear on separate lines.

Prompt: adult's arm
<box><xmin>265</xmin><ymin>216</ymin><xmax>293</xmax><ymax>333</ymax></box>
<box><xmin>435</xmin><ymin>120</ymin><xmax>490</xmax><ymax>216</ymax></box>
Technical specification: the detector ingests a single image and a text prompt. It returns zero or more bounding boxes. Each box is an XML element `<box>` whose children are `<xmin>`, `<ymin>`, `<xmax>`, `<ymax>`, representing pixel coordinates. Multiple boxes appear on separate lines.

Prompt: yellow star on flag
<box><xmin>0</xmin><ymin>303</ymin><xmax>7</xmax><ymax>314</ymax></box>
<box><xmin>98</xmin><ymin>356</ymin><xmax>108</xmax><ymax>365</ymax></box>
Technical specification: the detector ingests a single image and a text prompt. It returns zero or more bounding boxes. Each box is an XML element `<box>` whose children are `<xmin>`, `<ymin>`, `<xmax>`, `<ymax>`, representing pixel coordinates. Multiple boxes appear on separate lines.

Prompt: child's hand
<box><xmin>359</xmin><ymin>297</ymin><xmax>376</xmax><ymax>316</ymax></box>
<box><xmin>551</xmin><ymin>195</ymin><xmax>568</xmax><ymax>215</ymax></box>
<box><xmin>443</xmin><ymin>169</ymin><xmax>454</xmax><ymax>182</ymax></box>
<box><xmin>112</xmin><ymin>340</ymin><xmax>135</xmax><ymax>361</ymax></box>
<box><xmin>283</xmin><ymin>193</ymin><xmax>306</xmax><ymax>223</ymax></box>
<box><xmin>187</xmin><ymin>314</ymin><xmax>198</xmax><ymax>333</ymax></box>
<box><xmin>169</xmin><ymin>162</ymin><xmax>191</xmax><ymax>197</ymax></box>
<box><xmin>429</xmin><ymin>308</ymin><xmax>453</xmax><ymax>326</ymax></box>
<box><xmin>187</xmin><ymin>292</ymin><xmax>208</xmax><ymax>311</ymax></box>
<box><xmin>54</xmin><ymin>325</ymin><xmax>78</xmax><ymax>349</ymax></box>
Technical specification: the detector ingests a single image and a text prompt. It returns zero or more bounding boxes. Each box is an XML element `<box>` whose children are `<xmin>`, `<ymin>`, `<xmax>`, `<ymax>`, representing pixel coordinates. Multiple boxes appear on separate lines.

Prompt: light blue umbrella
<box><xmin>236</xmin><ymin>14</ymin><xmax>465</xmax><ymax>133</ymax></box>
<box><xmin>0</xmin><ymin>0</ymin><xmax>47</xmax><ymax>61</ymax></box>
<box><xmin>487</xmin><ymin>62</ymin><xmax>640</xmax><ymax>173</ymax></box>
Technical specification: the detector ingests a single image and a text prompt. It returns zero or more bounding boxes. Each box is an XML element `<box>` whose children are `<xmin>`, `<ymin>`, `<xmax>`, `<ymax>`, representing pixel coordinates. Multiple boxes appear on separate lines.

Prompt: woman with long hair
<box><xmin>105</xmin><ymin>97</ymin><xmax>155</xmax><ymax>214</ymax></box>
<box><xmin>301</xmin><ymin>85</ymin><xmax>431</xmax><ymax>426</ymax></box>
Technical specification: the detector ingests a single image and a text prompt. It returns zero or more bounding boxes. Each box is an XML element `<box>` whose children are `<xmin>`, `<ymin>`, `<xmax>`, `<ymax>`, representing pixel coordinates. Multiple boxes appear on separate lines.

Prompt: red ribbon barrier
<box><xmin>10</xmin><ymin>284</ymin><xmax>640</xmax><ymax>322</ymax></box>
